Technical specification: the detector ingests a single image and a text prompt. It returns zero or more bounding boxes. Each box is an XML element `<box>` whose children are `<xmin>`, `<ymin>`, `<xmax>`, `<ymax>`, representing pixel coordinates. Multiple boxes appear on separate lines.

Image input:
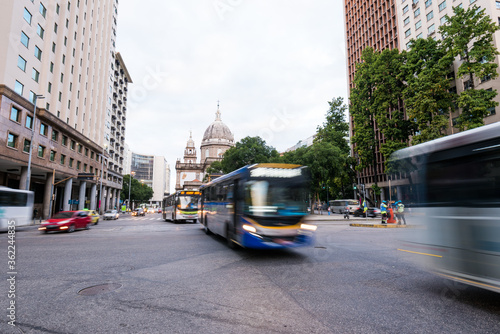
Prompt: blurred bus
<box><xmin>162</xmin><ymin>190</ymin><xmax>200</xmax><ymax>223</ymax></box>
<box><xmin>329</xmin><ymin>199</ymin><xmax>359</xmax><ymax>214</ymax></box>
<box><xmin>0</xmin><ymin>186</ymin><xmax>34</xmax><ymax>231</ymax></box>
<box><xmin>390</xmin><ymin>122</ymin><xmax>500</xmax><ymax>293</ymax></box>
<box><xmin>199</xmin><ymin>163</ymin><xmax>316</xmax><ymax>249</ymax></box>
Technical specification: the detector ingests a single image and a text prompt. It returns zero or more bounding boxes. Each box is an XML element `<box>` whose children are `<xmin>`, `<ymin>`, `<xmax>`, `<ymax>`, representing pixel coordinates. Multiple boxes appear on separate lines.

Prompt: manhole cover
<box><xmin>78</xmin><ymin>283</ymin><xmax>122</xmax><ymax>296</ymax></box>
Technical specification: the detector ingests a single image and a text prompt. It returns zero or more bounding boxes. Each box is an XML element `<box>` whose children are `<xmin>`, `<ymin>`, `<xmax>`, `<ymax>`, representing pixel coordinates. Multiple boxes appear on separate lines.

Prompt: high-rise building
<box><xmin>343</xmin><ymin>0</ymin><xmax>400</xmax><ymax>201</ymax></box>
<box><xmin>130</xmin><ymin>153</ymin><xmax>170</xmax><ymax>206</ymax></box>
<box><xmin>396</xmin><ymin>0</ymin><xmax>500</xmax><ymax>127</ymax></box>
<box><xmin>0</xmin><ymin>0</ymin><xmax>129</xmax><ymax>217</ymax></box>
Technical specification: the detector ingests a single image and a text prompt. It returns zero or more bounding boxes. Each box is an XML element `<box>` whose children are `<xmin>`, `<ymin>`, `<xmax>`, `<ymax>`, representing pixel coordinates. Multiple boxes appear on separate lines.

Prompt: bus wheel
<box><xmin>204</xmin><ymin>216</ymin><xmax>211</xmax><ymax>235</ymax></box>
<box><xmin>226</xmin><ymin>225</ymin><xmax>236</xmax><ymax>249</ymax></box>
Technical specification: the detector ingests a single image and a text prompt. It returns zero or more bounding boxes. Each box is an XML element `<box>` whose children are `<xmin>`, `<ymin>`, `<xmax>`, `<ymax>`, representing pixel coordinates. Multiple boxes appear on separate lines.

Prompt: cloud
<box><xmin>116</xmin><ymin>0</ymin><xmax>347</xmax><ymax>192</ymax></box>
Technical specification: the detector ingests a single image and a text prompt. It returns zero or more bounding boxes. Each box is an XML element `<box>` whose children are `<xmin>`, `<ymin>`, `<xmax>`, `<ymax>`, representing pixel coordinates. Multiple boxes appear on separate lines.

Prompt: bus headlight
<box><xmin>242</xmin><ymin>224</ymin><xmax>257</xmax><ymax>233</ymax></box>
<box><xmin>300</xmin><ymin>224</ymin><xmax>317</xmax><ymax>231</ymax></box>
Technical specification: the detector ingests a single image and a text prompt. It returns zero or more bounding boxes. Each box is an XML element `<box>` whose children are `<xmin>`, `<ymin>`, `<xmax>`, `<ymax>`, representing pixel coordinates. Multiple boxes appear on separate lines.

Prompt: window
<box><xmin>425</xmin><ymin>0</ymin><xmax>432</xmax><ymax>7</ymax></box>
<box><xmin>56</xmin><ymin>4</ymin><xmax>60</xmax><ymax>14</ymax></box>
<box><xmin>404</xmin><ymin>16</ymin><xmax>410</xmax><ymax>26</ymax></box>
<box><xmin>50</xmin><ymin>62</ymin><xmax>54</xmax><ymax>73</ymax></box>
<box><xmin>78</xmin><ymin>144</ymin><xmax>82</xmax><ymax>153</ymax></box>
<box><xmin>440</xmin><ymin>16</ymin><xmax>448</xmax><ymax>25</ymax></box>
<box><xmin>69</xmin><ymin>158</ymin><xmax>74</xmax><ymax>168</ymax></box>
<box><xmin>54</xmin><ymin>23</ymin><xmax>58</xmax><ymax>33</ymax></box>
<box><xmin>415</xmin><ymin>20</ymin><xmax>422</xmax><ymax>30</ymax></box>
<box><xmin>85</xmin><ymin>148</ymin><xmax>89</xmax><ymax>156</ymax></box>
<box><xmin>50</xmin><ymin>150</ymin><xmax>56</xmax><ymax>161</ymax></box>
<box><xmin>26</xmin><ymin>115</ymin><xmax>33</xmax><ymax>129</ymax></box>
<box><xmin>60</xmin><ymin>73</ymin><xmax>64</xmax><ymax>83</ymax></box>
<box><xmin>29</xmin><ymin>91</ymin><xmax>35</xmax><ymax>103</ymax></box>
<box><xmin>470</xmin><ymin>0</ymin><xmax>477</xmax><ymax>4</ymax></box>
<box><xmin>62</xmin><ymin>135</ymin><xmax>68</xmax><ymax>146</ymax></box>
<box><xmin>70</xmin><ymin>140</ymin><xmax>76</xmax><ymax>150</ymax></box>
<box><xmin>51</xmin><ymin>130</ymin><xmax>59</xmax><ymax>141</ymax></box>
<box><xmin>7</xmin><ymin>133</ymin><xmax>18</xmax><ymax>149</ymax></box>
<box><xmin>45</xmin><ymin>103</ymin><xmax>50</xmax><ymax>111</ymax></box>
<box><xmin>48</xmin><ymin>82</ymin><xmax>52</xmax><ymax>93</ymax></box>
<box><xmin>405</xmin><ymin>28</ymin><xmax>412</xmax><ymax>37</ymax></box>
<box><xmin>52</xmin><ymin>42</ymin><xmax>56</xmax><ymax>52</ymax></box>
<box><xmin>21</xmin><ymin>31</ymin><xmax>29</xmax><ymax>48</ymax></box>
<box><xmin>37</xmin><ymin>145</ymin><xmax>45</xmax><ymax>158</ymax></box>
<box><xmin>23</xmin><ymin>8</ymin><xmax>32</xmax><ymax>24</ymax></box>
<box><xmin>414</xmin><ymin>7</ymin><xmax>420</xmax><ymax>18</ymax></box>
<box><xmin>23</xmin><ymin>139</ymin><xmax>31</xmax><ymax>153</ymax></box>
<box><xmin>403</xmin><ymin>5</ymin><xmax>409</xmax><ymax>13</ymax></box>
<box><xmin>34</xmin><ymin>46</ymin><xmax>42</xmax><ymax>60</ymax></box>
<box><xmin>62</xmin><ymin>55</ymin><xmax>65</xmax><ymax>64</ymax></box>
<box><xmin>83</xmin><ymin>164</ymin><xmax>87</xmax><ymax>172</ymax></box>
<box><xmin>32</xmin><ymin>68</ymin><xmax>40</xmax><ymax>82</ymax></box>
<box><xmin>17</xmin><ymin>56</ymin><xmax>26</xmax><ymax>71</ymax></box>
<box><xmin>76</xmin><ymin>161</ymin><xmax>81</xmax><ymax>170</ymax></box>
<box><xmin>39</xmin><ymin>3</ymin><xmax>47</xmax><ymax>18</ymax></box>
<box><xmin>438</xmin><ymin>1</ymin><xmax>446</xmax><ymax>11</ymax></box>
<box><xmin>40</xmin><ymin>123</ymin><xmax>48</xmax><ymax>136</ymax></box>
<box><xmin>91</xmin><ymin>151</ymin><xmax>95</xmax><ymax>159</ymax></box>
<box><xmin>10</xmin><ymin>106</ymin><xmax>21</xmax><ymax>122</ymax></box>
<box><xmin>37</xmin><ymin>24</ymin><xmax>44</xmax><ymax>39</ymax></box>
<box><xmin>427</xmin><ymin>11</ymin><xmax>433</xmax><ymax>21</ymax></box>
<box><xmin>497</xmin><ymin>1</ymin><xmax>500</xmax><ymax>9</ymax></box>
<box><xmin>428</xmin><ymin>24</ymin><xmax>435</xmax><ymax>35</ymax></box>
<box><xmin>14</xmin><ymin>81</ymin><xmax>24</xmax><ymax>95</ymax></box>
<box><xmin>60</xmin><ymin>154</ymin><xmax>66</xmax><ymax>165</ymax></box>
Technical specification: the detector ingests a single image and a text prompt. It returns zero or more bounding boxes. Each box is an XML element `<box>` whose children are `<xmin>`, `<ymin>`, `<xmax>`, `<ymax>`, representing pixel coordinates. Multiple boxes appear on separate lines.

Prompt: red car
<box><xmin>39</xmin><ymin>211</ymin><xmax>91</xmax><ymax>233</ymax></box>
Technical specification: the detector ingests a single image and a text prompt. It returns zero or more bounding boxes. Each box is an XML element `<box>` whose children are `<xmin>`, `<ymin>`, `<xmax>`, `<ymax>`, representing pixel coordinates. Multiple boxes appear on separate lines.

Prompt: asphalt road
<box><xmin>1</xmin><ymin>215</ymin><xmax>499</xmax><ymax>333</ymax></box>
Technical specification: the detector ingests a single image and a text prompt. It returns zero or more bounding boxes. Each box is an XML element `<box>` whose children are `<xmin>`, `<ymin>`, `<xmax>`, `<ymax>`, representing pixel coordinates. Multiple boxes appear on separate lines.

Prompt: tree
<box><xmin>221</xmin><ymin>136</ymin><xmax>280</xmax><ymax>173</ymax></box>
<box><xmin>203</xmin><ymin>161</ymin><xmax>223</xmax><ymax>182</ymax></box>
<box><xmin>401</xmin><ymin>37</ymin><xmax>454</xmax><ymax>145</ymax></box>
<box><xmin>440</xmin><ymin>5</ymin><xmax>499</xmax><ymax>131</ymax></box>
<box><xmin>315</xmin><ymin>97</ymin><xmax>350</xmax><ymax>155</ymax></box>
<box><xmin>350</xmin><ymin>47</ymin><xmax>379</xmax><ymax>173</ymax></box>
<box><xmin>121</xmin><ymin>174</ymin><xmax>154</xmax><ymax>205</ymax></box>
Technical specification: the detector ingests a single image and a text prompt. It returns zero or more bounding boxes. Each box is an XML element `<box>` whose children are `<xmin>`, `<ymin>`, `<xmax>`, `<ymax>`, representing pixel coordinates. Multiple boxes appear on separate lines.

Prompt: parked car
<box><xmin>353</xmin><ymin>207</ymin><xmax>380</xmax><ymax>218</ymax></box>
<box><xmin>38</xmin><ymin>211</ymin><xmax>91</xmax><ymax>233</ymax></box>
<box><xmin>132</xmin><ymin>208</ymin><xmax>145</xmax><ymax>216</ymax></box>
<box><xmin>103</xmin><ymin>210</ymin><xmax>119</xmax><ymax>220</ymax></box>
<box><xmin>89</xmin><ymin>210</ymin><xmax>100</xmax><ymax>225</ymax></box>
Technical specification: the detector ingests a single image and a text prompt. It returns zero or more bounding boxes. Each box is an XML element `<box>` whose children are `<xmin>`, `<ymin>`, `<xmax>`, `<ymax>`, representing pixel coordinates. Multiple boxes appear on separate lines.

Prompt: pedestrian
<box><xmin>396</xmin><ymin>201</ymin><xmax>406</xmax><ymax>225</ymax></box>
<box><xmin>328</xmin><ymin>206</ymin><xmax>331</xmax><ymax>216</ymax></box>
<box><xmin>380</xmin><ymin>200</ymin><xmax>388</xmax><ymax>224</ymax></box>
<box><xmin>344</xmin><ymin>206</ymin><xmax>350</xmax><ymax>219</ymax></box>
<box><xmin>33</xmin><ymin>208</ymin><xmax>38</xmax><ymax>220</ymax></box>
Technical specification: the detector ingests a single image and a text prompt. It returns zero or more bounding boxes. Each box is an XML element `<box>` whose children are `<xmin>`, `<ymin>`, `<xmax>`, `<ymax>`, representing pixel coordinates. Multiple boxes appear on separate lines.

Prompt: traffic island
<box><xmin>349</xmin><ymin>223</ymin><xmax>411</xmax><ymax>228</ymax></box>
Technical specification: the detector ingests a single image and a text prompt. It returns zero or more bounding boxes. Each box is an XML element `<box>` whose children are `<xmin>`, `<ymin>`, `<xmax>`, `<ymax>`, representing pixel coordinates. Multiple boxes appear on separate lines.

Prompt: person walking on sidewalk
<box><xmin>380</xmin><ymin>201</ymin><xmax>388</xmax><ymax>224</ymax></box>
<box><xmin>396</xmin><ymin>201</ymin><xmax>406</xmax><ymax>225</ymax></box>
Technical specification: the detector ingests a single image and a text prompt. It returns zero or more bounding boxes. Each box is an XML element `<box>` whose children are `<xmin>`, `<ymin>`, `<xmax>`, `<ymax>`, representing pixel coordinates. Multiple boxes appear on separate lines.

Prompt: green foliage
<box><xmin>401</xmin><ymin>37</ymin><xmax>454</xmax><ymax>145</ymax></box>
<box><xmin>203</xmin><ymin>161</ymin><xmax>224</xmax><ymax>182</ymax></box>
<box><xmin>315</xmin><ymin>97</ymin><xmax>350</xmax><ymax>155</ymax></box>
<box><xmin>221</xmin><ymin>136</ymin><xmax>280</xmax><ymax>173</ymax></box>
<box><xmin>121</xmin><ymin>174</ymin><xmax>154</xmax><ymax>203</ymax></box>
<box><xmin>440</xmin><ymin>5</ymin><xmax>499</xmax><ymax>130</ymax></box>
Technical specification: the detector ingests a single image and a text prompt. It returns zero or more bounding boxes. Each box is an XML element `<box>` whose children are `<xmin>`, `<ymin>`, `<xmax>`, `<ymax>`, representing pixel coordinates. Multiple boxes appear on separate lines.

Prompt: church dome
<box><xmin>202</xmin><ymin>109</ymin><xmax>234</xmax><ymax>144</ymax></box>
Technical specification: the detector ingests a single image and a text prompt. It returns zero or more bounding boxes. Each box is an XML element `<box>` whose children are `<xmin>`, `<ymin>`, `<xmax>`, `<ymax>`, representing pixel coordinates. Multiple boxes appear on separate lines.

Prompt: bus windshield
<box><xmin>244</xmin><ymin>180</ymin><xmax>308</xmax><ymax>217</ymax></box>
<box><xmin>178</xmin><ymin>196</ymin><xmax>198</xmax><ymax>210</ymax></box>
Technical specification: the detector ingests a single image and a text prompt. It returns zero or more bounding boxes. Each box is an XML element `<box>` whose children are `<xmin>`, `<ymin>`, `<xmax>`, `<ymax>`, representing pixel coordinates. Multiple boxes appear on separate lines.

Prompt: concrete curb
<box><xmin>349</xmin><ymin>223</ymin><xmax>410</xmax><ymax>228</ymax></box>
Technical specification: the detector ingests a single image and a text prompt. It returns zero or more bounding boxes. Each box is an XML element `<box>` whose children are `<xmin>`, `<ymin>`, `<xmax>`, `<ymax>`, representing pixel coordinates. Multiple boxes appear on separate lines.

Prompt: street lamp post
<box><xmin>128</xmin><ymin>171</ymin><xmax>135</xmax><ymax>212</ymax></box>
<box><xmin>98</xmin><ymin>145</ymin><xmax>107</xmax><ymax>215</ymax></box>
<box><xmin>26</xmin><ymin>94</ymin><xmax>44</xmax><ymax>190</ymax></box>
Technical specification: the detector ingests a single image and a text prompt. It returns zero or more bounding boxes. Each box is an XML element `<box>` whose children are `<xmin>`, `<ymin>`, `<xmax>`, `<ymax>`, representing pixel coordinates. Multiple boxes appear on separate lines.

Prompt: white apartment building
<box><xmin>396</xmin><ymin>0</ymin><xmax>500</xmax><ymax>126</ymax></box>
<box><xmin>0</xmin><ymin>0</ymin><xmax>130</xmax><ymax>217</ymax></box>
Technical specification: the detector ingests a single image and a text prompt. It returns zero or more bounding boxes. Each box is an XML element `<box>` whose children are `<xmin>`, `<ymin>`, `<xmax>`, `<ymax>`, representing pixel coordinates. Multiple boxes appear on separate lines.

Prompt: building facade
<box><xmin>175</xmin><ymin>107</ymin><xmax>234</xmax><ymax>191</ymax></box>
<box><xmin>344</xmin><ymin>0</ymin><xmax>500</xmax><ymax>203</ymax></box>
<box><xmin>130</xmin><ymin>153</ymin><xmax>170</xmax><ymax>206</ymax></box>
<box><xmin>0</xmin><ymin>0</ymin><xmax>129</xmax><ymax>217</ymax></box>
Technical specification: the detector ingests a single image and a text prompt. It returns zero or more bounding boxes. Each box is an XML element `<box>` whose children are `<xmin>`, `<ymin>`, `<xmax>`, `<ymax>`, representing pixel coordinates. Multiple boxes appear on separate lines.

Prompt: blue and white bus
<box><xmin>199</xmin><ymin>163</ymin><xmax>316</xmax><ymax>249</ymax></box>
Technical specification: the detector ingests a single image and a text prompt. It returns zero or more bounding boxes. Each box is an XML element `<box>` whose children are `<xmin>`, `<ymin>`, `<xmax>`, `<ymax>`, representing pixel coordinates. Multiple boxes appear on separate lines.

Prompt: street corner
<box><xmin>349</xmin><ymin>222</ymin><xmax>412</xmax><ymax>228</ymax></box>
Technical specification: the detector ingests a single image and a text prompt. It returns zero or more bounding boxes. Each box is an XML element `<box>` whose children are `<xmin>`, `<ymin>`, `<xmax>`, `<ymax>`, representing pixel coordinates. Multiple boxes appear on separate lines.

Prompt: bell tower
<box><xmin>183</xmin><ymin>131</ymin><xmax>197</xmax><ymax>164</ymax></box>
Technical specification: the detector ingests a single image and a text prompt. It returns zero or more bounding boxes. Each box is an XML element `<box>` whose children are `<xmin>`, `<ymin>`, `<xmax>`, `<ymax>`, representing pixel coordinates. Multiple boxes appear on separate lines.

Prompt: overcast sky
<box><xmin>115</xmin><ymin>0</ymin><xmax>347</xmax><ymax>191</ymax></box>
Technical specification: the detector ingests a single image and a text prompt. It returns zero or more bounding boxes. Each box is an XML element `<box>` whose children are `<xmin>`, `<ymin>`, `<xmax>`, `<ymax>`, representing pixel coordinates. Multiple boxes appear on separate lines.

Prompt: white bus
<box><xmin>0</xmin><ymin>186</ymin><xmax>34</xmax><ymax>231</ymax></box>
<box><xmin>329</xmin><ymin>199</ymin><xmax>359</xmax><ymax>214</ymax></box>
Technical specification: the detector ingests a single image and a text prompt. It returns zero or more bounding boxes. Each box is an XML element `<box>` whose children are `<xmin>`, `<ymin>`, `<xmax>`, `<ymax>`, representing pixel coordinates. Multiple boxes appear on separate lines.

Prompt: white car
<box><xmin>103</xmin><ymin>210</ymin><xmax>119</xmax><ymax>220</ymax></box>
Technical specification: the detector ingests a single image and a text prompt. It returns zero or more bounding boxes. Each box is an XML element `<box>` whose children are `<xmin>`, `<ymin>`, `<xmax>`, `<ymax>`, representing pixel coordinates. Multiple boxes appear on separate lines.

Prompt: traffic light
<box><xmin>353</xmin><ymin>183</ymin><xmax>357</xmax><ymax>190</ymax></box>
